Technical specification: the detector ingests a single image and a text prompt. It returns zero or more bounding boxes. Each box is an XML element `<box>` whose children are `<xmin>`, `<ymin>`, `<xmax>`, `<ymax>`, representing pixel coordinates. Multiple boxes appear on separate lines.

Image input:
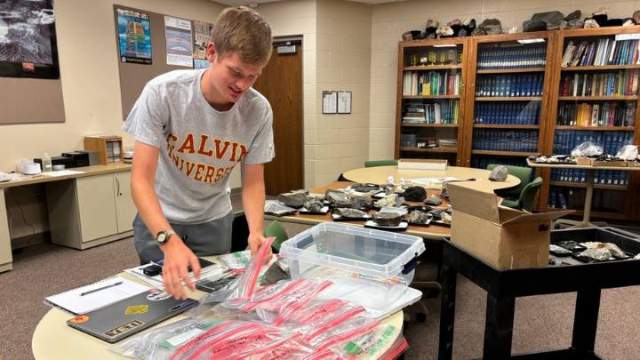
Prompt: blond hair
<box><xmin>211</xmin><ymin>6</ymin><xmax>272</xmax><ymax>66</ymax></box>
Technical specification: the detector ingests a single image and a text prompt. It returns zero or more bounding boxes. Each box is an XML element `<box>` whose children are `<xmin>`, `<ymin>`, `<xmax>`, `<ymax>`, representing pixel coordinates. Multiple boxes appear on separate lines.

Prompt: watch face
<box><xmin>157</xmin><ymin>232</ymin><xmax>167</xmax><ymax>244</ymax></box>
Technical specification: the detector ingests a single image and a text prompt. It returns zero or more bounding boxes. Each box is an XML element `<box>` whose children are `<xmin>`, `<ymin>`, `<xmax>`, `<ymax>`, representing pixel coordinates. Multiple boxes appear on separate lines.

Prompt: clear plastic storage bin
<box><xmin>280</xmin><ymin>223</ymin><xmax>426</xmax><ymax>318</ymax></box>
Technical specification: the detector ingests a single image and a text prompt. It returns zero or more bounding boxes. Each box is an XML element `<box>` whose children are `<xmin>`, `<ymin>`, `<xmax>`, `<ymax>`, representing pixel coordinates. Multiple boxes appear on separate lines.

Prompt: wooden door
<box><xmin>253</xmin><ymin>39</ymin><xmax>303</xmax><ymax>195</ymax></box>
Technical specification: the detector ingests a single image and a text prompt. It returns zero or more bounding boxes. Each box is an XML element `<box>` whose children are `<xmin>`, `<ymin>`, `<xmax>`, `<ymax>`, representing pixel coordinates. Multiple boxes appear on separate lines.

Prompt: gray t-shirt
<box><xmin>123</xmin><ymin>69</ymin><xmax>274</xmax><ymax>224</ymax></box>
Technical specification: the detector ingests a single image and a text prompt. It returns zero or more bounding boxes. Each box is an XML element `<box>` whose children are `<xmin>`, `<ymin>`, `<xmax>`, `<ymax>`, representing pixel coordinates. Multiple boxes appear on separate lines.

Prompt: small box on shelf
<box><xmin>398</xmin><ymin>158</ymin><xmax>448</xmax><ymax>171</ymax></box>
<box><xmin>84</xmin><ymin>135</ymin><xmax>123</xmax><ymax>165</ymax></box>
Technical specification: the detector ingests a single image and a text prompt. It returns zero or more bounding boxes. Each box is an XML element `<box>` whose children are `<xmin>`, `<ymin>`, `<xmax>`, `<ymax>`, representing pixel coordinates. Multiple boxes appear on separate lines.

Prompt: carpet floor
<box><xmin>2</xmin><ymin>223</ymin><xmax>640</xmax><ymax>359</ymax></box>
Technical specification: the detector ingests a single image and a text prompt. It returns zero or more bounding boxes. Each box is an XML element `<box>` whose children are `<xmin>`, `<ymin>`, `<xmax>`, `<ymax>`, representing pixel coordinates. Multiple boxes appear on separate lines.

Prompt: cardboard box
<box><xmin>447</xmin><ymin>183</ymin><xmax>572</xmax><ymax>270</ymax></box>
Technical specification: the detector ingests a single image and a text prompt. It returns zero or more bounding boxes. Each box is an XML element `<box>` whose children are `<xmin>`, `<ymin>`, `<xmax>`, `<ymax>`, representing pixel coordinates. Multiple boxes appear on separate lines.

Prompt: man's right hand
<box><xmin>160</xmin><ymin>236</ymin><xmax>202</xmax><ymax>300</ymax></box>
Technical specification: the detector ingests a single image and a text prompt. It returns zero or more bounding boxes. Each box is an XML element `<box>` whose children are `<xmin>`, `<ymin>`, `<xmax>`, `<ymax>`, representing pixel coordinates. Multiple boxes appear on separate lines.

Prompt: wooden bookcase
<box><xmin>461</xmin><ymin>31</ymin><xmax>555</xmax><ymax>171</ymax></box>
<box><xmin>395</xmin><ymin>37</ymin><xmax>469</xmax><ymax>166</ymax></box>
<box><xmin>394</xmin><ymin>26</ymin><xmax>640</xmax><ymax>222</ymax></box>
<box><xmin>542</xmin><ymin>26</ymin><xmax>640</xmax><ymax>221</ymax></box>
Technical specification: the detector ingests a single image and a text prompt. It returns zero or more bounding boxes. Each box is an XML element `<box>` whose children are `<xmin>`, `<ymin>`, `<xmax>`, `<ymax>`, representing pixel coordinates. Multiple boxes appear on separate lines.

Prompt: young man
<box><xmin>123</xmin><ymin>7</ymin><xmax>274</xmax><ymax>299</ymax></box>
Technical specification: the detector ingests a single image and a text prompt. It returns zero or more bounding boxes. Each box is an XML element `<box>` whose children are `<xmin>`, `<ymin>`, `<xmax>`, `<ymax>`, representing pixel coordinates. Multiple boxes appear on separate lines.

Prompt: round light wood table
<box><xmin>32</xmin><ymin>272</ymin><xmax>404</xmax><ymax>359</ymax></box>
<box><xmin>342</xmin><ymin>165</ymin><xmax>521</xmax><ymax>191</ymax></box>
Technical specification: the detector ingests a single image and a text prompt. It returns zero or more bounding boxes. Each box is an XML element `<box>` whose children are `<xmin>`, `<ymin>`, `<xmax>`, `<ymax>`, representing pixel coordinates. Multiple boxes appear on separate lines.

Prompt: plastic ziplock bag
<box><xmin>334</xmin><ymin>324</ymin><xmax>401</xmax><ymax>358</ymax></box>
<box><xmin>310</xmin><ymin>316</ymin><xmax>381</xmax><ymax>351</ymax></box>
<box><xmin>223</xmin><ymin>237</ymin><xmax>275</xmax><ymax>308</ymax></box>
<box><xmin>571</xmin><ymin>141</ymin><xmax>603</xmax><ymax>157</ymax></box>
<box><xmin>110</xmin><ymin>318</ymin><xmax>219</xmax><ymax>360</ymax></box>
<box><xmin>252</xmin><ymin>279</ymin><xmax>332</xmax><ymax>320</ymax></box>
<box><xmin>616</xmin><ymin>144</ymin><xmax>638</xmax><ymax>160</ymax></box>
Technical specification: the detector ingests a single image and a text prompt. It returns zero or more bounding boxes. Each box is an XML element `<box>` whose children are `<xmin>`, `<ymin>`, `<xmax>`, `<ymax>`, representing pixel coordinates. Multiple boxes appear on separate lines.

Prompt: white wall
<box><xmin>245</xmin><ymin>0</ymin><xmax>319</xmax><ymax>188</ymax></box>
<box><xmin>4</xmin><ymin>0</ymin><xmax>223</xmax><ymax>239</ymax></box>
<box><xmin>314</xmin><ymin>0</ymin><xmax>372</xmax><ymax>185</ymax></box>
<box><xmin>369</xmin><ymin>0</ymin><xmax>640</xmax><ymax>161</ymax></box>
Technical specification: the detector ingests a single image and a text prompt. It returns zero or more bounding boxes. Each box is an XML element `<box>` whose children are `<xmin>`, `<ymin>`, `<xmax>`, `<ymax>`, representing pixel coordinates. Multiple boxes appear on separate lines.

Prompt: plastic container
<box><xmin>280</xmin><ymin>223</ymin><xmax>426</xmax><ymax>318</ymax></box>
<box><xmin>42</xmin><ymin>153</ymin><xmax>53</xmax><ymax>172</ymax></box>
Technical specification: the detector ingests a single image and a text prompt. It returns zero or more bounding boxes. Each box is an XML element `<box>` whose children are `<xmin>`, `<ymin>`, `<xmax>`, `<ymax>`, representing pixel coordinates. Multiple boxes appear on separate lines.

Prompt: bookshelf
<box><xmin>394</xmin><ymin>27</ymin><xmax>640</xmax><ymax>222</ymax></box>
<box><xmin>395</xmin><ymin>37</ymin><xmax>468</xmax><ymax>166</ymax></box>
<box><xmin>462</xmin><ymin>32</ymin><xmax>554</xmax><ymax>171</ymax></box>
<box><xmin>543</xmin><ymin>26</ymin><xmax>640</xmax><ymax>220</ymax></box>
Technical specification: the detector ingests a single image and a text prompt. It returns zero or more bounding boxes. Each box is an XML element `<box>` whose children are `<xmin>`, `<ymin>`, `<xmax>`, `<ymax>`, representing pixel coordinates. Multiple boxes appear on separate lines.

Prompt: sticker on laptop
<box><xmin>69</xmin><ymin>314</ymin><xmax>90</xmax><ymax>324</ymax></box>
<box><xmin>146</xmin><ymin>289</ymin><xmax>172</xmax><ymax>302</ymax></box>
<box><xmin>105</xmin><ymin>319</ymin><xmax>144</xmax><ymax>338</ymax></box>
<box><xmin>125</xmin><ymin>304</ymin><xmax>149</xmax><ymax>315</ymax></box>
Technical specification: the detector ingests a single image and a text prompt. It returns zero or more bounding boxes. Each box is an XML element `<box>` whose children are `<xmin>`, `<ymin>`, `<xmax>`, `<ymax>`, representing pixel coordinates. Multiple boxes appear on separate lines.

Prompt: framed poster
<box><xmin>0</xmin><ymin>0</ymin><xmax>59</xmax><ymax>79</ymax></box>
<box><xmin>164</xmin><ymin>16</ymin><xmax>192</xmax><ymax>67</ymax></box>
<box><xmin>116</xmin><ymin>8</ymin><xmax>152</xmax><ymax>64</ymax></box>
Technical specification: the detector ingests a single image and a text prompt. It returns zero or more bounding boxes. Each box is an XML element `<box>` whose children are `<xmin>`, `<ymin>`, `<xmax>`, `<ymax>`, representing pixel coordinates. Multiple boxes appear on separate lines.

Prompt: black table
<box><xmin>438</xmin><ymin>227</ymin><xmax>640</xmax><ymax>360</ymax></box>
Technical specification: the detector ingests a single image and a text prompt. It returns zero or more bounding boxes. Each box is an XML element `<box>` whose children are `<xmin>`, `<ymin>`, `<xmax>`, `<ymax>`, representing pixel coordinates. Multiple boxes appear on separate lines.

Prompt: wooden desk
<box><xmin>33</xmin><ymin>271</ymin><xmax>404</xmax><ymax>359</ymax></box>
<box><xmin>527</xmin><ymin>159</ymin><xmax>640</xmax><ymax>227</ymax></box>
<box><xmin>0</xmin><ymin>163</ymin><xmax>134</xmax><ymax>273</ymax></box>
<box><xmin>342</xmin><ymin>165</ymin><xmax>521</xmax><ymax>191</ymax></box>
<box><xmin>269</xmin><ymin>167</ymin><xmax>520</xmax><ymax>240</ymax></box>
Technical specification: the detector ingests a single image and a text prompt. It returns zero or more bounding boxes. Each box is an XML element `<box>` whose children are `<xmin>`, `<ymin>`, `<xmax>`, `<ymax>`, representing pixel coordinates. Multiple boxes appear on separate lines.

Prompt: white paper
<box><xmin>322</xmin><ymin>91</ymin><xmax>337</xmax><ymax>114</ymax></box>
<box><xmin>42</xmin><ymin>170</ymin><xmax>85</xmax><ymax>177</ymax></box>
<box><xmin>124</xmin><ymin>262</ymin><xmax>229</xmax><ymax>290</ymax></box>
<box><xmin>45</xmin><ymin>276</ymin><xmax>149</xmax><ymax>314</ymax></box>
<box><xmin>164</xmin><ymin>16</ymin><xmax>193</xmax><ymax>67</ymax></box>
<box><xmin>337</xmin><ymin>91</ymin><xmax>351</xmax><ymax>114</ymax></box>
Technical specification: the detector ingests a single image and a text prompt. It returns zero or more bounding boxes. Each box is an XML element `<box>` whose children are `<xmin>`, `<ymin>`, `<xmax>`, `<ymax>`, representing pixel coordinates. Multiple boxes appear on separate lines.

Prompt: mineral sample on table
<box><xmin>350</xmin><ymin>192</ymin><xmax>373</xmax><ymax>210</ymax></box>
<box><xmin>403</xmin><ymin>186</ymin><xmax>427</xmax><ymax>202</ymax></box>
<box><xmin>424</xmin><ymin>194</ymin><xmax>443</xmax><ymax>206</ymax></box>
<box><xmin>374</xmin><ymin>193</ymin><xmax>400</xmax><ymax>208</ymax></box>
<box><xmin>350</xmin><ymin>183</ymin><xmax>380</xmax><ymax>193</ymax></box>
<box><xmin>277</xmin><ymin>189</ymin><xmax>308</xmax><ymax>208</ymax></box>
<box><xmin>407</xmin><ymin>210</ymin><xmax>431</xmax><ymax>225</ymax></box>
<box><xmin>303</xmin><ymin>198</ymin><xmax>325</xmax><ymax>213</ymax></box>
<box><xmin>372</xmin><ymin>211</ymin><xmax>403</xmax><ymax>227</ymax></box>
<box><xmin>333</xmin><ymin>207</ymin><xmax>369</xmax><ymax>219</ymax></box>
<box><xmin>325</xmin><ymin>189</ymin><xmax>352</xmax><ymax>208</ymax></box>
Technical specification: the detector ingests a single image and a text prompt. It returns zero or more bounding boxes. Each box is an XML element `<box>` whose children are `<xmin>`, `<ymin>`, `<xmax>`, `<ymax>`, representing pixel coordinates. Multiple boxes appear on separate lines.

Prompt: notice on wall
<box><xmin>322</xmin><ymin>91</ymin><xmax>337</xmax><ymax>114</ymax></box>
<box><xmin>337</xmin><ymin>91</ymin><xmax>352</xmax><ymax>114</ymax></box>
<box><xmin>192</xmin><ymin>20</ymin><xmax>214</xmax><ymax>69</ymax></box>
<box><xmin>164</xmin><ymin>16</ymin><xmax>193</xmax><ymax>67</ymax></box>
<box><xmin>117</xmin><ymin>9</ymin><xmax>152</xmax><ymax>64</ymax></box>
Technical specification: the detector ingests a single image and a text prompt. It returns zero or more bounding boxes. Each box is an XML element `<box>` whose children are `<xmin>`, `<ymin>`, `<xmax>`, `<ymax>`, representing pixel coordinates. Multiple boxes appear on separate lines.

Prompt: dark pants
<box><xmin>133</xmin><ymin>212</ymin><xmax>233</xmax><ymax>264</ymax></box>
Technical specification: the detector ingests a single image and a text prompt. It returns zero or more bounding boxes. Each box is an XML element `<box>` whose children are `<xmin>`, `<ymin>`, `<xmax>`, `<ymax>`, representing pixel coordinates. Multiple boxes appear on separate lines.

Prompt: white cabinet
<box><xmin>114</xmin><ymin>172</ymin><xmax>136</xmax><ymax>233</ymax></box>
<box><xmin>47</xmin><ymin>171</ymin><xmax>135</xmax><ymax>249</ymax></box>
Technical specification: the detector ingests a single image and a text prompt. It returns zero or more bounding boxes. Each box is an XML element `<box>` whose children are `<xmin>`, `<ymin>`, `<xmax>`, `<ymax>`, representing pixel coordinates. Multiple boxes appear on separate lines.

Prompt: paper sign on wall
<box><xmin>164</xmin><ymin>16</ymin><xmax>193</xmax><ymax>67</ymax></box>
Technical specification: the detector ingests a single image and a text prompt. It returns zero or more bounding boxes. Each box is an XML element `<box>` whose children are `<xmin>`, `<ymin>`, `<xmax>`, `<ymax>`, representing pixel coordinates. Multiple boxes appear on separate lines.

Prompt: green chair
<box><xmin>500</xmin><ymin>176</ymin><xmax>543</xmax><ymax>211</ymax></box>
<box><xmin>264</xmin><ymin>220</ymin><xmax>288</xmax><ymax>253</ymax></box>
<box><xmin>364</xmin><ymin>159</ymin><xmax>398</xmax><ymax>168</ymax></box>
<box><xmin>486</xmin><ymin>164</ymin><xmax>533</xmax><ymax>200</ymax></box>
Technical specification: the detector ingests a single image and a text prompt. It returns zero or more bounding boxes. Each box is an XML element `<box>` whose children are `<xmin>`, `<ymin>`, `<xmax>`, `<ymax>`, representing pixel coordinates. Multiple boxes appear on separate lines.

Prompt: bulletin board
<box><xmin>114</xmin><ymin>5</ymin><xmax>214</xmax><ymax>119</ymax></box>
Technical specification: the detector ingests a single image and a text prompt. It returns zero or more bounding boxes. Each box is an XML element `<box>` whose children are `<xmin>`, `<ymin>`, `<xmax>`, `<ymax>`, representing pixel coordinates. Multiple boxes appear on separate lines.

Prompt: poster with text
<box><xmin>116</xmin><ymin>8</ymin><xmax>152</xmax><ymax>64</ymax></box>
<box><xmin>164</xmin><ymin>16</ymin><xmax>192</xmax><ymax>67</ymax></box>
<box><xmin>0</xmin><ymin>0</ymin><xmax>59</xmax><ymax>78</ymax></box>
<box><xmin>193</xmin><ymin>20</ymin><xmax>214</xmax><ymax>61</ymax></box>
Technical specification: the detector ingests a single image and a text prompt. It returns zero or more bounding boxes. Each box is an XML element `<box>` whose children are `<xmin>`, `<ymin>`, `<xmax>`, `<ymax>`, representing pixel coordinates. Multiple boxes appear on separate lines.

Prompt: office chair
<box><xmin>265</xmin><ymin>220</ymin><xmax>288</xmax><ymax>253</ymax></box>
<box><xmin>500</xmin><ymin>176</ymin><xmax>543</xmax><ymax>211</ymax></box>
<box><xmin>364</xmin><ymin>159</ymin><xmax>398</xmax><ymax>168</ymax></box>
<box><xmin>486</xmin><ymin>164</ymin><xmax>533</xmax><ymax>203</ymax></box>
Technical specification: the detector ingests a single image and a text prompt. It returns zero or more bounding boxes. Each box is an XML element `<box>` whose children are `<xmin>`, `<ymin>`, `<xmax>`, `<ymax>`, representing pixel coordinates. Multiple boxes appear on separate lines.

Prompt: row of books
<box><xmin>549</xmin><ymin>187</ymin><xmax>625</xmax><ymax>212</ymax></box>
<box><xmin>559</xmin><ymin>71</ymin><xmax>639</xmax><ymax>97</ymax></box>
<box><xmin>476</xmin><ymin>73</ymin><xmax>544</xmax><ymax>97</ymax></box>
<box><xmin>474</xmin><ymin>102</ymin><xmax>540</xmax><ymax>125</ymax></box>
<box><xmin>552</xmin><ymin>130</ymin><xmax>633</xmax><ymax>155</ymax></box>
<box><xmin>399</xmin><ymin>133</ymin><xmax>458</xmax><ymax>148</ymax></box>
<box><xmin>407</xmin><ymin>48</ymin><xmax>461</xmax><ymax>67</ymax></box>
<box><xmin>407</xmin><ymin>48</ymin><xmax>462</xmax><ymax>66</ymax></box>
<box><xmin>477</xmin><ymin>45</ymin><xmax>546</xmax><ymax>69</ymax></box>
<box><xmin>551</xmin><ymin>168</ymin><xmax>629</xmax><ymax>185</ymax></box>
<box><xmin>472</xmin><ymin>129</ymin><xmax>538</xmax><ymax>152</ymax></box>
<box><xmin>561</xmin><ymin>39</ymin><xmax>640</xmax><ymax>67</ymax></box>
<box><xmin>402</xmin><ymin>101</ymin><xmax>459</xmax><ymax>124</ymax></box>
<box><xmin>402</xmin><ymin>71</ymin><xmax>461</xmax><ymax>96</ymax></box>
<box><xmin>470</xmin><ymin>156</ymin><xmax>527</xmax><ymax>170</ymax></box>
<box><xmin>557</xmin><ymin>102</ymin><xmax>636</xmax><ymax>127</ymax></box>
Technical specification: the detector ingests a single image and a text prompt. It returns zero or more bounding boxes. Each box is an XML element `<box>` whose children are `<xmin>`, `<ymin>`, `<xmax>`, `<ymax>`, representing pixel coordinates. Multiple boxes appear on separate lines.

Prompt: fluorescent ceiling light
<box><xmin>517</xmin><ymin>38</ymin><xmax>545</xmax><ymax>44</ymax></box>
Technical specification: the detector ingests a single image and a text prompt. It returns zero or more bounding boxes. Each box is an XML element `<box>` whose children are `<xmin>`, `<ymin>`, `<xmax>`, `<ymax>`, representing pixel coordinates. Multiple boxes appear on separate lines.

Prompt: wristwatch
<box><xmin>155</xmin><ymin>230</ymin><xmax>176</xmax><ymax>246</ymax></box>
